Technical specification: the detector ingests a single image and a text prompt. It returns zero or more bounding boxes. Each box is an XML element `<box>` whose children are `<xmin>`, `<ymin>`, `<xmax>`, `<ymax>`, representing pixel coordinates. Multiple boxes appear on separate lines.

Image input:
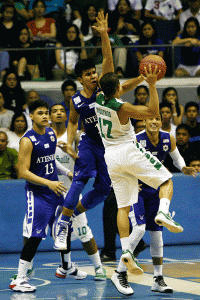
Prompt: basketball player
<box><xmin>50</xmin><ymin>104</ymin><xmax>107</xmax><ymax>280</ymax></box>
<box><xmin>94</xmin><ymin>70</ymin><xmax>190</xmax><ymax>295</ymax></box>
<box><xmin>9</xmin><ymin>100</ymin><xmax>87</xmax><ymax>293</ymax></box>
<box><xmin>54</xmin><ymin>10</ymin><xmax>145</xmax><ymax>260</ymax></box>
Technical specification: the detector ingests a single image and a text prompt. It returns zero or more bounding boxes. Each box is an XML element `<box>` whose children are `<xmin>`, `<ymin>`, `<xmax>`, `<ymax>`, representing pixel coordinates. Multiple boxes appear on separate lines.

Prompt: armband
<box><xmin>169</xmin><ymin>147</ymin><xmax>186</xmax><ymax>172</ymax></box>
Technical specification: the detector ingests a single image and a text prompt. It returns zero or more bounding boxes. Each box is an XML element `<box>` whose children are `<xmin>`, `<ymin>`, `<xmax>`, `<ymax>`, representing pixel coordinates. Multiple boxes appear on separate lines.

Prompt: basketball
<box><xmin>139</xmin><ymin>55</ymin><xmax>167</xmax><ymax>80</ymax></box>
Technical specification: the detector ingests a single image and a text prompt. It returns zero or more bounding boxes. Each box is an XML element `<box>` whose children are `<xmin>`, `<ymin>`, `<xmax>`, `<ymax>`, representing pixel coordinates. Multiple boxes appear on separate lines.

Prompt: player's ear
<box><xmin>77</xmin><ymin>76</ymin><xmax>83</xmax><ymax>85</ymax></box>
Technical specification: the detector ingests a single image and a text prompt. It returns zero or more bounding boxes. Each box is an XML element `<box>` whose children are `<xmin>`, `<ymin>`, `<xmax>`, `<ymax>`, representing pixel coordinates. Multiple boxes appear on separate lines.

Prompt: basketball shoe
<box><xmin>9</xmin><ymin>276</ymin><xmax>36</xmax><ymax>292</ymax></box>
<box><xmin>111</xmin><ymin>270</ymin><xmax>134</xmax><ymax>295</ymax></box>
<box><xmin>55</xmin><ymin>265</ymin><xmax>87</xmax><ymax>280</ymax></box>
<box><xmin>151</xmin><ymin>276</ymin><xmax>173</xmax><ymax>293</ymax></box>
<box><xmin>95</xmin><ymin>266</ymin><xmax>107</xmax><ymax>281</ymax></box>
<box><xmin>155</xmin><ymin>211</ymin><xmax>183</xmax><ymax>233</ymax></box>
<box><xmin>121</xmin><ymin>250</ymin><xmax>143</xmax><ymax>275</ymax></box>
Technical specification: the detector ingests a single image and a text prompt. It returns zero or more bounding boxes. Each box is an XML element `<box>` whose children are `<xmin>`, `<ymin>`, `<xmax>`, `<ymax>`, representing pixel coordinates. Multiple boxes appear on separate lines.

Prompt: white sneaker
<box><xmin>55</xmin><ymin>265</ymin><xmax>87</xmax><ymax>280</ymax></box>
<box><xmin>9</xmin><ymin>276</ymin><xmax>36</xmax><ymax>292</ymax></box>
<box><xmin>111</xmin><ymin>270</ymin><xmax>134</xmax><ymax>295</ymax></box>
<box><xmin>53</xmin><ymin>220</ymin><xmax>71</xmax><ymax>250</ymax></box>
<box><xmin>95</xmin><ymin>266</ymin><xmax>107</xmax><ymax>281</ymax></box>
<box><xmin>155</xmin><ymin>211</ymin><xmax>183</xmax><ymax>233</ymax></box>
<box><xmin>151</xmin><ymin>276</ymin><xmax>173</xmax><ymax>293</ymax></box>
<box><xmin>121</xmin><ymin>250</ymin><xmax>143</xmax><ymax>275</ymax></box>
<box><xmin>10</xmin><ymin>268</ymin><xmax>35</xmax><ymax>281</ymax></box>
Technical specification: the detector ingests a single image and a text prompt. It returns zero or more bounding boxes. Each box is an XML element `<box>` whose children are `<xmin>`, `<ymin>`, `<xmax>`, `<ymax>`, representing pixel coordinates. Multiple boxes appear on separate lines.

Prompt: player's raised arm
<box><xmin>92</xmin><ymin>11</ymin><xmax>114</xmax><ymax>80</ymax></box>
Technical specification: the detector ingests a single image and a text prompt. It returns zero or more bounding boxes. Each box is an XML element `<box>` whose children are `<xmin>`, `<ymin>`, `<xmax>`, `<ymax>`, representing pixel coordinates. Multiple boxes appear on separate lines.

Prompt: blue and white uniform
<box><xmin>130</xmin><ymin>130</ymin><xmax>171</xmax><ymax>231</ymax></box>
<box><xmin>23</xmin><ymin>127</ymin><xmax>64</xmax><ymax>239</ymax></box>
<box><xmin>63</xmin><ymin>89</ymin><xmax>111</xmax><ymax>212</ymax></box>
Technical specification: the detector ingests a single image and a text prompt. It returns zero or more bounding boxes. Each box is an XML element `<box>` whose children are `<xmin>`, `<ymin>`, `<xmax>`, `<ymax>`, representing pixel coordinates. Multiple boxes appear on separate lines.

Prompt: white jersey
<box><xmin>55</xmin><ymin>130</ymin><xmax>75</xmax><ymax>189</ymax></box>
<box><xmin>145</xmin><ymin>0</ymin><xmax>182</xmax><ymax>20</ymax></box>
<box><xmin>95</xmin><ymin>93</ymin><xmax>136</xmax><ymax>148</ymax></box>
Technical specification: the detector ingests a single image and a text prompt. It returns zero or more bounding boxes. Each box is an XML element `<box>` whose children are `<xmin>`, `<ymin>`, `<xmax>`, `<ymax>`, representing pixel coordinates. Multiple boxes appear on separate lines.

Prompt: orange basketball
<box><xmin>139</xmin><ymin>55</ymin><xmax>167</xmax><ymax>80</ymax></box>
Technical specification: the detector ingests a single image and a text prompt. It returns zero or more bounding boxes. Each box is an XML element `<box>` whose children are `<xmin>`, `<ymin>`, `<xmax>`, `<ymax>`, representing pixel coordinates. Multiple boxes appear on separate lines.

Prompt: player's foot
<box><xmin>154</xmin><ymin>211</ymin><xmax>183</xmax><ymax>233</ymax></box>
<box><xmin>53</xmin><ymin>220</ymin><xmax>72</xmax><ymax>250</ymax></box>
<box><xmin>95</xmin><ymin>266</ymin><xmax>107</xmax><ymax>281</ymax></box>
<box><xmin>111</xmin><ymin>270</ymin><xmax>134</xmax><ymax>295</ymax></box>
<box><xmin>133</xmin><ymin>239</ymin><xmax>147</xmax><ymax>258</ymax></box>
<box><xmin>10</xmin><ymin>268</ymin><xmax>35</xmax><ymax>281</ymax></box>
<box><xmin>121</xmin><ymin>250</ymin><xmax>143</xmax><ymax>275</ymax></box>
<box><xmin>151</xmin><ymin>276</ymin><xmax>173</xmax><ymax>293</ymax></box>
<box><xmin>55</xmin><ymin>265</ymin><xmax>87</xmax><ymax>280</ymax></box>
<box><xmin>9</xmin><ymin>276</ymin><xmax>36</xmax><ymax>292</ymax></box>
<box><xmin>100</xmin><ymin>251</ymin><xmax>116</xmax><ymax>262</ymax></box>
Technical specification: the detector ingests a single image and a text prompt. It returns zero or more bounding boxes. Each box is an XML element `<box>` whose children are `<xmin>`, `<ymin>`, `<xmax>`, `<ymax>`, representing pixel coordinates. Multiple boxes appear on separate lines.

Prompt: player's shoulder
<box><xmin>136</xmin><ymin>129</ymin><xmax>146</xmax><ymax>139</ymax></box>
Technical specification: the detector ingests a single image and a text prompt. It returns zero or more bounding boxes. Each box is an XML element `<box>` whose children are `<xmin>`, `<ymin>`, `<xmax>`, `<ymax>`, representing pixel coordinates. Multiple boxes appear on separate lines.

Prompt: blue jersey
<box><xmin>136</xmin><ymin>129</ymin><xmax>171</xmax><ymax>193</ymax></box>
<box><xmin>23</xmin><ymin>127</ymin><xmax>58</xmax><ymax>193</ymax></box>
<box><xmin>72</xmin><ymin>90</ymin><xmax>102</xmax><ymax>143</ymax></box>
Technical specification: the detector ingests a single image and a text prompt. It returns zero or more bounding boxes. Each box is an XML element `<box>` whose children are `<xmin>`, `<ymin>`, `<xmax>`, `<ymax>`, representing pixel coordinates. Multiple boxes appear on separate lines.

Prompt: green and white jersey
<box><xmin>95</xmin><ymin>93</ymin><xmax>136</xmax><ymax>148</ymax></box>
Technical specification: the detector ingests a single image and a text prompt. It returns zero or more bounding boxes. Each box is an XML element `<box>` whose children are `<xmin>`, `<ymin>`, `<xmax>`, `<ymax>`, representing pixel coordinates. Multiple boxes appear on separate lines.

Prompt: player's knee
<box><xmin>149</xmin><ymin>231</ymin><xmax>163</xmax><ymax>257</ymax></box>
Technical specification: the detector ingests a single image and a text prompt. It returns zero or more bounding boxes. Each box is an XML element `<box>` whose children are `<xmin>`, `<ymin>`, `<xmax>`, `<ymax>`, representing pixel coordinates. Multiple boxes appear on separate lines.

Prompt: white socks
<box><xmin>158</xmin><ymin>198</ymin><xmax>170</xmax><ymax>214</ymax></box>
<box><xmin>120</xmin><ymin>237</ymin><xmax>131</xmax><ymax>252</ymax></box>
<box><xmin>17</xmin><ymin>259</ymin><xmax>30</xmax><ymax>278</ymax></box>
<box><xmin>88</xmin><ymin>251</ymin><xmax>102</xmax><ymax>270</ymax></box>
<box><xmin>153</xmin><ymin>264</ymin><xmax>163</xmax><ymax>277</ymax></box>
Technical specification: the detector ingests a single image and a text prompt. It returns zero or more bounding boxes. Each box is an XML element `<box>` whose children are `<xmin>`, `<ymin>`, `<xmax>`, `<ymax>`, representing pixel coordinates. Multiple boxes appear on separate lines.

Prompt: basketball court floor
<box><xmin>1</xmin><ymin>244</ymin><xmax>199</xmax><ymax>300</ymax></box>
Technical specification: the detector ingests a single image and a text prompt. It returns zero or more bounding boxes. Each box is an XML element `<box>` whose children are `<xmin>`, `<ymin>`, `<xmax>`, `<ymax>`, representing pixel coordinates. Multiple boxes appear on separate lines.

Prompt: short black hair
<box><xmin>10</xmin><ymin>112</ymin><xmax>28</xmax><ymax>132</ymax></box>
<box><xmin>184</xmin><ymin>101</ymin><xmax>199</xmax><ymax>113</ymax></box>
<box><xmin>49</xmin><ymin>104</ymin><xmax>66</xmax><ymax>115</ymax></box>
<box><xmin>176</xmin><ymin>124</ymin><xmax>191</xmax><ymax>136</ymax></box>
<box><xmin>99</xmin><ymin>72</ymin><xmax>119</xmax><ymax>98</ymax></box>
<box><xmin>61</xmin><ymin>79</ymin><xmax>77</xmax><ymax>94</ymax></box>
<box><xmin>75</xmin><ymin>59</ymin><xmax>96</xmax><ymax>78</ymax></box>
<box><xmin>134</xmin><ymin>85</ymin><xmax>149</xmax><ymax>97</ymax></box>
<box><xmin>159</xmin><ymin>101</ymin><xmax>173</xmax><ymax>112</ymax></box>
<box><xmin>29</xmin><ymin>100</ymin><xmax>49</xmax><ymax>113</ymax></box>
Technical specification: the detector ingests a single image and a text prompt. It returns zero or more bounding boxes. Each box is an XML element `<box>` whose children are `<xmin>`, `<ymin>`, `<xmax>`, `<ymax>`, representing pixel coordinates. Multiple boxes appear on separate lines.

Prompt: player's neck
<box><xmin>81</xmin><ymin>86</ymin><xmax>96</xmax><ymax>98</ymax></box>
<box><xmin>32</xmin><ymin>124</ymin><xmax>46</xmax><ymax>135</ymax></box>
<box><xmin>52</xmin><ymin>123</ymin><xmax>67</xmax><ymax>137</ymax></box>
<box><xmin>146</xmin><ymin>130</ymin><xmax>159</xmax><ymax>146</ymax></box>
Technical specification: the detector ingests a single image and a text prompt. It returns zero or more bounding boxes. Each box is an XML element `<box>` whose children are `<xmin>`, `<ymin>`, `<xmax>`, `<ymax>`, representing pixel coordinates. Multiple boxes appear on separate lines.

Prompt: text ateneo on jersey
<box><xmin>36</xmin><ymin>154</ymin><xmax>55</xmax><ymax>163</ymax></box>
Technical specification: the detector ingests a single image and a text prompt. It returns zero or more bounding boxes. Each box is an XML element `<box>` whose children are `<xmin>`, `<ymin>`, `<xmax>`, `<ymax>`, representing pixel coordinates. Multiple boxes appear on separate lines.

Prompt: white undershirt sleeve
<box><xmin>55</xmin><ymin>159</ymin><xmax>71</xmax><ymax>177</ymax></box>
<box><xmin>169</xmin><ymin>147</ymin><xmax>186</xmax><ymax>172</ymax></box>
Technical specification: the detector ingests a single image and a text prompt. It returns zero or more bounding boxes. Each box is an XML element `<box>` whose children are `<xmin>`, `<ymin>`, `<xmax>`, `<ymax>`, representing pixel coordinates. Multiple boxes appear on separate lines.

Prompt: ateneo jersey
<box><xmin>72</xmin><ymin>89</ymin><xmax>102</xmax><ymax>143</ymax></box>
<box><xmin>23</xmin><ymin>127</ymin><xmax>59</xmax><ymax>194</ymax></box>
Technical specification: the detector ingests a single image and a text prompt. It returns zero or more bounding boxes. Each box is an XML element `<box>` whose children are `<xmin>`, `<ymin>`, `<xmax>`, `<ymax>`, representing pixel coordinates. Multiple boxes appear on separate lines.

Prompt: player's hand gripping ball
<box><xmin>139</xmin><ymin>55</ymin><xmax>167</xmax><ymax>80</ymax></box>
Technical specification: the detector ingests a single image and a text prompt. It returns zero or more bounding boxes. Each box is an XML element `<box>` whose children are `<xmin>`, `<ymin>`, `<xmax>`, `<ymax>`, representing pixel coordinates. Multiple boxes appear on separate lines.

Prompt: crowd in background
<box><xmin>0</xmin><ymin>0</ymin><xmax>200</xmax><ymax>80</ymax></box>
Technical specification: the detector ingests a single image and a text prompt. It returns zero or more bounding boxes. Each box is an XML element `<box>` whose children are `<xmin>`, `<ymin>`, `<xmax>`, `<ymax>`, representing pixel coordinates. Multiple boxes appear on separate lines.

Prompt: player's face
<box><xmin>189</xmin><ymin>160</ymin><xmax>200</xmax><ymax>172</ymax></box>
<box><xmin>30</xmin><ymin>107</ymin><xmax>49</xmax><ymax>127</ymax></box>
<box><xmin>136</xmin><ymin>88</ymin><xmax>148</xmax><ymax>104</ymax></box>
<box><xmin>145</xmin><ymin>116</ymin><xmax>162</xmax><ymax>133</ymax></box>
<box><xmin>14</xmin><ymin>116</ymin><xmax>26</xmax><ymax>132</ymax></box>
<box><xmin>176</xmin><ymin>129</ymin><xmax>190</xmax><ymax>146</ymax></box>
<box><xmin>160</xmin><ymin>107</ymin><xmax>172</xmax><ymax>123</ymax></box>
<box><xmin>50</xmin><ymin>105</ymin><xmax>67</xmax><ymax>123</ymax></box>
<box><xmin>185</xmin><ymin>106</ymin><xmax>199</xmax><ymax>122</ymax></box>
<box><xmin>0</xmin><ymin>133</ymin><xmax>8</xmax><ymax>152</ymax></box>
<box><xmin>79</xmin><ymin>68</ymin><xmax>98</xmax><ymax>90</ymax></box>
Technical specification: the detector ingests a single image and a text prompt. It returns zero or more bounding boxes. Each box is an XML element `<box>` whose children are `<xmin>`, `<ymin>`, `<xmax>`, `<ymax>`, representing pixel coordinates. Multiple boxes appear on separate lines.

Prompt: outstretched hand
<box><xmin>143</xmin><ymin>64</ymin><xmax>161</xmax><ymax>86</ymax></box>
<box><xmin>92</xmin><ymin>11</ymin><xmax>108</xmax><ymax>34</ymax></box>
<box><xmin>57</xmin><ymin>141</ymin><xmax>79</xmax><ymax>161</ymax></box>
<box><xmin>182</xmin><ymin>166</ymin><xmax>197</xmax><ymax>177</ymax></box>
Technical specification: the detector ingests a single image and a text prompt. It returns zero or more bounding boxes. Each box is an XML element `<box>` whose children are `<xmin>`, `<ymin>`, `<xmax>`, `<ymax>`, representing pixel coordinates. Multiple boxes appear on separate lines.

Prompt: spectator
<box><xmin>184</xmin><ymin>101</ymin><xmax>200</xmax><ymax>138</ymax></box>
<box><xmin>62</xmin><ymin>0</ymin><xmax>81</xmax><ymax>24</ymax></box>
<box><xmin>53</xmin><ymin>23</ymin><xmax>87</xmax><ymax>80</ymax></box>
<box><xmin>161</xmin><ymin>87</ymin><xmax>184</xmax><ymax>125</ymax></box>
<box><xmin>172</xmin><ymin>17</ymin><xmax>200</xmax><ymax>77</ymax></box>
<box><xmin>179</xmin><ymin>0</ymin><xmax>200</xmax><ymax>32</ymax></box>
<box><xmin>26</xmin><ymin>0</ymin><xmax>57</xmax><ymax>79</ymax></box>
<box><xmin>0</xmin><ymin>131</ymin><xmax>18</xmax><ymax>180</ymax></box>
<box><xmin>108</xmin><ymin>0</ymin><xmax>143</xmax><ymax>20</ymax></box>
<box><xmin>188</xmin><ymin>157</ymin><xmax>200</xmax><ymax>172</ymax></box>
<box><xmin>10</xmin><ymin>26</ymin><xmax>40</xmax><ymax>80</ymax></box>
<box><xmin>160</xmin><ymin>102</ymin><xmax>177</xmax><ymax>138</ymax></box>
<box><xmin>0</xmin><ymin>88</ymin><xmax>15</xmax><ymax>129</ymax></box>
<box><xmin>28</xmin><ymin>0</ymin><xmax>65</xmax><ymax>20</ymax></box>
<box><xmin>85</xmin><ymin>21</ymin><xmax>126</xmax><ymax>77</ymax></box>
<box><xmin>144</xmin><ymin>0</ymin><xmax>183</xmax><ymax>21</ymax></box>
<box><xmin>131</xmin><ymin>85</ymin><xmax>149</xmax><ymax>126</ymax></box>
<box><xmin>108</xmin><ymin>0</ymin><xmax>140</xmax><ymax>46</ymax></box>
<box><xmin>73</xmin><ymin>4</ymin><xmax>98</xmax><ymax>42</ymax></box>
<box><xmin>3</xmin><ymin>112</ymin><xmax>28</xmax><ymax>152</ymax></box>
<box><xmin>134</xmin><ymin>119</ymin><xmax>146</xmax><ymax>133</ymax></box>
<box><xmin>59</xmin><ymin>79</ymin><xmax>82</xmax><ymax>131</ymax></box>
<box><xmin>129</xmin><ymin>20</ymin><xmax>166</xmax><ymax>76</ymax></box>
<box><xmin>164</xmin><ymin>124</ymin><xmax>198</xmax><ymax>172</ymax></box>
<box><xmin>0</xmin><ymin>68</ymin><xmax>26</xmax><ymax>114</ymax></box>
<box><xmin>23</xmin><ymin>89</ymin><xmax>55</xmax><ymax>129</ymax></box>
